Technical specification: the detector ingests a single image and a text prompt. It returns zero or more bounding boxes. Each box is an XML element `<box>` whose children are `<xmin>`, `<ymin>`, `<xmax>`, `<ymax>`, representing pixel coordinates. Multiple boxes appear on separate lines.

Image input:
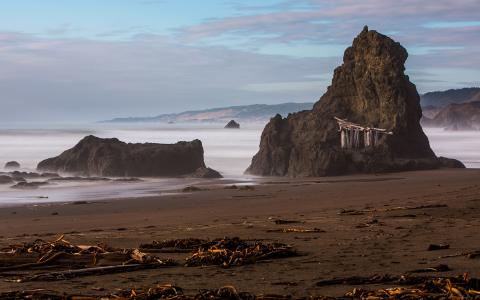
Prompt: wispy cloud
<box><xmin>177</xmin><ymin>0</ymin><xmax>480</xmax><ymax>51</ymax></box>
<box><xmin>0</xmin><ymin>31</ymin><xmax>335</xmax><ymax>122</ymax></box>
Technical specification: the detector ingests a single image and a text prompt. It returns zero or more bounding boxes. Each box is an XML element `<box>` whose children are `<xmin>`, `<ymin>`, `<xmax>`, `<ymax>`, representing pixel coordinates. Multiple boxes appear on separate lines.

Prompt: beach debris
<box><xmin>338</xmin><ymin>208</ymin><xmax>366</xmax><ymax>215</ymax></box>
<box><xmin>428</xmin><ymin>244</ymin><xmax>450</xmax><ymax>251</ymax></box>
<box><xmin>184</xmin><ymin>237</ymin><xmax>297</xmax><ymax>267</ymax></box>
<box><xmin>3</xmin><ymin>275</ymin><xmax>480</xmax><ymax>299</ymax></box>
<box><xmin>224</xmin><ymin>184</ymin><xmax>255</xmax><ymax>191</ymax></box>
<box><xmin>224</xmin><ymin>184</ymin><xmax>239</xmax><ymax>189</ymax></box>
<box><xmin>16</xmin><ymin>262</ymin><xmax>177</xmax><ymax>282</ymax></box>
<box><xmin>338</xmin><ymin>203</ymin><xmax>448</xmax><ymax>216</ymax></box>
<box><xmin>273</xmin><ymin>219</ymin><xmax>303</xmax><ymax>225</ymax></box>
<box><xmin>1</xmin><ymin>236</ymin><xmax>298</xmax><ymax>283</ymax></box>
<box><xmin>316</xmin><ymin>274</ymin><xmax>400</xmax><ymax>286</ymax></box>
<box><xmin>468</xmin><ymin>251</ymin><xmax>480</xmax><ymax>259</ymax></box>
<box><xmin>438</xmin><ymin>250</ymin><xmax>480</xmax><ymax>259</ymax></box>
<box><xmin>344</xmin><ymin>275</ymin><xmax>480</xmax><ymax>299</ymax></box>
<box><xmin>182</xmin><ymin>186</ymin><xmax>206</xmax><ymax>192</ymax></box>
<box><xmin>0</xmin><ymin>235</ymin><xmax>175</xmax><ymax>281</ymax></box>
<box><xmin>267</xmin><ymin>228</ymin><xmax>324</xmax><ymax>233</ymax></box>
<box><xmin>140</xmin><ymin>238</ymin><xmax>207</xmax><ymax>252</ymax></box>
<box><xmin>239</xmin><ymin>185</ymin><xmax>255</xmax><ymax>191</ymax></box>
<box><xmin>408</xmin><ymin>264</ymin><xmax>451</xmax><ymax>273</ymax></box>
<box><xmin>389</xmin><ymin>214</ymin><xmax>417</xmax><ymax>218</ymax></box>
<box><xmin>72</xmin><ymin>200</ymin><xmax>91</xmax><ymax>205</ymax></box>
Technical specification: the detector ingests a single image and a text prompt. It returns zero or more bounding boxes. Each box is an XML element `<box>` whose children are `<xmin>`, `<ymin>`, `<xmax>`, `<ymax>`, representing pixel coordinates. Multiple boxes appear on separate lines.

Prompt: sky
<box><xmin>0</xmin><ymin>0</ymin><xmax>479</xmax><ymax>122</ymax></box>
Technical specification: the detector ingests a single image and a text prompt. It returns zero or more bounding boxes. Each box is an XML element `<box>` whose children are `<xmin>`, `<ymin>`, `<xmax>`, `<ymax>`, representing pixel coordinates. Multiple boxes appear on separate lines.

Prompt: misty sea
<box><xmin>0</xmin><ymin>123</ymin><xmax>478</xmax><ymax>206</ymax></box>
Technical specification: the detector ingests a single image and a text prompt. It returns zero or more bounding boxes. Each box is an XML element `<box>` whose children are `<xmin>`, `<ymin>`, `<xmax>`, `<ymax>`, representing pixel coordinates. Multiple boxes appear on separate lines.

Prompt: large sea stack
<box><xmin>246</xmin><ymin>26</ymin><xmax>464</xmax><ymax>177</ymax></box>
<box><xmin>37</xmin><ymin>135</ymin><xmax>222</xmax><ymax>178</ymax></box>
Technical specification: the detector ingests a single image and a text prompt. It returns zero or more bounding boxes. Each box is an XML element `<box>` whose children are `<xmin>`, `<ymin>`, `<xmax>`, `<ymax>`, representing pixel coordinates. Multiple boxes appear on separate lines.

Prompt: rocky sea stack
<box><xmin>225</xmin><ymin>120</ymin><xmax>240</xmax><ymax>129</ymax></box>
<box><xmin>4</xmin><ymin>161</ymin><xmax>20</xmax><ymax>170</ymax></box>
<box><xmin>246</xmin><ymin>26</ymin><xmax>464</xmax><ymax>177</ymax></box>
<box><xmin>37</xmin><ymin>135</ymin><xmax>222</xmax><ymax>178</ymax></box>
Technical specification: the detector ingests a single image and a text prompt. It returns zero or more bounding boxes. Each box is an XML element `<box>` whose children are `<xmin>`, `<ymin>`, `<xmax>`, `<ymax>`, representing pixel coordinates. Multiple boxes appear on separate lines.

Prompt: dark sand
<box><xmin>1</xmin><ymin>168</ymin><xmax>480</xmax><ymax>297</ymax></box>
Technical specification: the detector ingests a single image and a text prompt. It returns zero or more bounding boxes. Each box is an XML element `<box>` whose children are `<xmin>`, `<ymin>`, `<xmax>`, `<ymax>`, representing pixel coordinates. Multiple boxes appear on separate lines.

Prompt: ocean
<box><xmin>0</xmin><ymin>123</ymin><xmax>478</xmax><ymax>205</ymax></box>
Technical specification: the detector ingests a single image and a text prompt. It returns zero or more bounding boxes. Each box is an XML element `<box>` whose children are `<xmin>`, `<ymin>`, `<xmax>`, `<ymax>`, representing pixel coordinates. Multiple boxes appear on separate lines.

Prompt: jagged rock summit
<box><xmin>246</xmin><ymin>26</ymin><xmax>464</xmax><ymax>177</ymax></box>
<box><xmin>38</xmin><ymin>135</ymin><xmax>222</xmax><ymax>178</ymax></box>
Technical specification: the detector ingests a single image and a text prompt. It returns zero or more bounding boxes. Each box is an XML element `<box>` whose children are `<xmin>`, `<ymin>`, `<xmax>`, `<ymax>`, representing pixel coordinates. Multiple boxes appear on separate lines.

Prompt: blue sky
<box><xmin>0</xmin><ymin>0</ymin><xmax>479</xmax><ymax>122</ymax></box>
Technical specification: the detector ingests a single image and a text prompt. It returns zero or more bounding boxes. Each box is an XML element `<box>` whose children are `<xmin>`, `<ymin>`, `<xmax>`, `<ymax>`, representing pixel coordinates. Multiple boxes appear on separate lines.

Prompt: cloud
<box><xmin>0</xmin><ymin>31</ymin><xmax>335</xmax><ymax>123</ymax></box>
<box><xmin>176</xmin><ymin>0</ymin><xmax>480</xmax><ymax>51</ymax></box>
<box><xmin>241</xmin><ymin>80</ymin><xmax>327</xmax><ymax>93</ymax></box>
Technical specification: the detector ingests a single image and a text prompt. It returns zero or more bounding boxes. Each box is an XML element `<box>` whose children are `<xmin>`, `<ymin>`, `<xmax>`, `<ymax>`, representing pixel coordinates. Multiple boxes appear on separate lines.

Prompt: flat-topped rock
<box><xmin>37</xmin><ymin>135</ymin><xmax>222</xmax><ymax>178</ymax></box>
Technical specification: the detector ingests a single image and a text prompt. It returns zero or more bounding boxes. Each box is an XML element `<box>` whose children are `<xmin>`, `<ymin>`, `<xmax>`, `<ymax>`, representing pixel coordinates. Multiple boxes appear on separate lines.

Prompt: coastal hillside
<box><xmin>426</xmin><ymin>101</ymin><xmax>480</xmax><ymax>130</ymax></box>
<box><xmin>421</xmin><ymin>87</ymin><xmax>480</xmax><ymax>107</ymax></box>
<box><xmin>103</xmin><ymin>102</ymin><xmax>314</xmax><ymax>123</ymax></box>
<box><xmin>420</xmin><ymin>88</ymin><xmax>480</xmax><ymax>130</ymax></box>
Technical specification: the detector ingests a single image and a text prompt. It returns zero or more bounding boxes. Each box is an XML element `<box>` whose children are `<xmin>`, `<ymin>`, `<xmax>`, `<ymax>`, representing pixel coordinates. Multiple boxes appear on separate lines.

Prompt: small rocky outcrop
<box><xmin>0</xmin><ymin>175</ymin><xmax>13</xmax><ymax>184</ymax></box>
<box><xmin>4</xmin><ymin>161</ymin><xmax>20</xmax><ymax>169</ymax></box>
<box><xmin>246</xmin><ymin>26</ymin><xmax>464</xmax><ymax>177</ymax></box>
<box><xmin>11</xmin><ymin>181</ymin><xmax>49</xmax><ymax>189</ymax></box>
<box><xmin>191</xmin><ymin>167</ymin><xmax>222</xmax><ymax>178</ymax></box>
<box><xmin>225</xmin><ymin>120</ymin><xmax>240</xmax><ymax>129</ymax></box>
<box><xmin>37</xmin><ymin>135</ymin><xmax>222</xmax><ymax>178</ymax></box>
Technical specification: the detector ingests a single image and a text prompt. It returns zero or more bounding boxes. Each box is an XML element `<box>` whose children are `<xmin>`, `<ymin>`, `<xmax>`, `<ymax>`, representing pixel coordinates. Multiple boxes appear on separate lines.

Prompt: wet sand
<box><xmin>1</xmin><ymin>168</ymin><xmax>480</xmax><ymax>297</ymax></box>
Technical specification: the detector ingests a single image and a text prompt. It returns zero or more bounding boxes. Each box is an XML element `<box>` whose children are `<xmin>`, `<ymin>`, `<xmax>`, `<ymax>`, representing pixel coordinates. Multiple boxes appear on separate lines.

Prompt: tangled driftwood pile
<box><xmin>141</xmin><ymin>237</ymin><xmax>298</xmax><ymax>267</ymax></box>
<box><xmin>5</xmin><ymin>236</ymin><xmax>480</xmax><ymax>299</ymax></box>
<box><xmin>0</xmin><ymin>235</ymin><xmax>176</xmax><ymax>282</ymax></box>
<box><xmin>184</xmin><ymin>237</ymin><xmax>297</xmax><ymax>267</ymax></box>
<box><xmin>140</xmin><ymin>238</ymin><xmax>206</xmax><ymax>252</ymax></box>
<box><xmin>344</xmin><ymin>275</ymin><xmax>480</xmax><ymax>299</ymax></box>
<box><xmin>2</xmin><ymin>275</ymin><xmax>480</xmax><ymax>299</ymax></box>
<box><xmin>0</xmin><ymin>236</ymin><xmax>297</xmax><ymax>283</ymax></box>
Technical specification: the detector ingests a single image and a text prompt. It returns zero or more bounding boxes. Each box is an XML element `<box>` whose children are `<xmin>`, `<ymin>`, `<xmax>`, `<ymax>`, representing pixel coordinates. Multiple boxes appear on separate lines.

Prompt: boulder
<box><xmin>11</xmin><ymin>181</ymin><xmax>49</xmax><ymax>189</ymax></box>
<box><xmin>37</xmin><ymin>135</ymin><xmax>222</xmax><ymax>178</ymax></box>
<box><xmin>191</xmin><ymin>167</ymin><xmax>222</xmax><ymax>178</ymax></box>
<box><xmin>0</xmin><ymin>175</ymin><xmax>13</xmax><ymax>184</ymax></box>
<box><xmin>10</xmin><ymin>171</ymin><xmax>42</xmax><ymax>179</ymax></box>
<box><xmin>4</xmin><ymin>161</ymin><xmax>20</xmax><ymax>169</ymax></box>
<box><xmin>225</xmin><ymin>120</ymin><xmax>240</xmax><ymax>129</ymax></box>
<box><xmin>246</xmin><ymin>26</ymin><xmax>464</xmax><ymax>177</ymax></box>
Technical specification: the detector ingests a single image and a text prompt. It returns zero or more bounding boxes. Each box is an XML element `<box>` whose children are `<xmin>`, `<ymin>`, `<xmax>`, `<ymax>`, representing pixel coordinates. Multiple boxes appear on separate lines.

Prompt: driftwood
<box><xmin>1</xmin><ymin>235</ymin><xmax>176</xmax><ymax>282</ymax></box>
<box><xmin>408</xmin><ymin>264</ymin><xmax>451</xmax><ymax>274</ymax></box>
<box><xmin>139</xmin><ymin>238</ymin><xmax>207</xmax><ymax>251</ymax></box>
<box><xmin>267</xmin><ymin>228</ymin><xmax>324</xmax><ymax>233</ymax></box>
<box><xmin>1</xmin><ymin>236</ymin><xmax>298</xmax><ymax>283</ymax></box>
<box><xmin>338</xmin><ymin>204</ymin><xmax>448</xmax><ymax>215</ymax></box>
<box><xmin>184</xmin><ymin>237</ymin><xmax>297</xmax><ymax>267</ymax></box>
<box><xmin>16</xmin><ymin>262</ymin><xmax>176</xmax><ymax>282</ymax></box>
<box><xmin>3</xmin><ymin>276</ymin><xmax>480</xmax><ymax>299</ymax></box>
<box><xmin>273</xmin><ymin>219</ymin><xmax>303</xmax><ymax>225</ymax></box>
<box><xmin>428</xmin><ymin>244</ymin><xmax>451</xmax><ymax>251</ymax></box>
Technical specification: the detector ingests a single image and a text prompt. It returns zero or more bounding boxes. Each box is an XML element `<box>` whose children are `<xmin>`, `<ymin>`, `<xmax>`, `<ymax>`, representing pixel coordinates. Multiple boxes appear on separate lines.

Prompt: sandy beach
<box><xmin>1</xmin><ymin>168</ymin><xmax>480</xmax><ymax>297</ymax></box>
